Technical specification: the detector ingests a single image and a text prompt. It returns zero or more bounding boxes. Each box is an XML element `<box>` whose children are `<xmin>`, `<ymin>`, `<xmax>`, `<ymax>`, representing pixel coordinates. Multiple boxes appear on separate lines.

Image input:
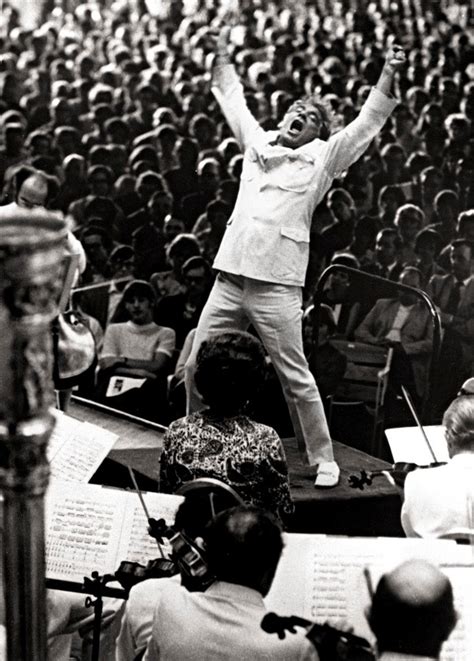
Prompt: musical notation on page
<box><xmin>45</xmin><ymin>481</ymin><xmax>183</xmax><ymax>583</ymax></box>
<box><xmin>48</xmin><ymin>410</ymin><xmax>118</xmax><ymax>483</ymax></box>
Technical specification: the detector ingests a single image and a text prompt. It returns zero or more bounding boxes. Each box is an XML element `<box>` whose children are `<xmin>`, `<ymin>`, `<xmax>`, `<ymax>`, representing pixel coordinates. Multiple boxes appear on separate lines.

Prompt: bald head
<box><xmin>386</xmin><ymin>559</ymin><xmax>450</xmax><ymax>606</ymax></box>
<box><xmin>17</xmin><ymin>174</ymin><xmax>48</xmax><ymax>210</ymax></box>
<box><xmin>369</xmin><ymin>560</ymin><xmax>457</xmax><ymax>657</ymax></box>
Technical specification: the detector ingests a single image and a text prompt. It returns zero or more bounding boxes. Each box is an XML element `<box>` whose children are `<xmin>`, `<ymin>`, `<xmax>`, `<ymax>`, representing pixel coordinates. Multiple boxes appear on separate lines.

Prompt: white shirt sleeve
<box><xmin>101</xmin><ymin>325</ymin><xmax>121</xmax><ymax>359</ymax></box>
<box><xmin>154</xmin><ymin>327</ymin><xmax>176</xmax><ymax>359</ymax></box>
<box><xmin>212</xmin><ymin>64</ymin><xmax>265</xmax><ymax>152</ymax></box>
<box><xmin>321</xmin><ymin>87</ymin><xmax>398</xmax><ymax>177</ymax></box>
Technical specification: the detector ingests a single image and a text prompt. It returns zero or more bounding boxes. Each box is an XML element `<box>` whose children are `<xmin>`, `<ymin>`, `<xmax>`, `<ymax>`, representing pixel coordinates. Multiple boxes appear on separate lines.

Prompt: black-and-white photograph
<box><xmin>0</xmin><ymin>0</ymin><xmax>472</xmax><ymax>659</ymax></box>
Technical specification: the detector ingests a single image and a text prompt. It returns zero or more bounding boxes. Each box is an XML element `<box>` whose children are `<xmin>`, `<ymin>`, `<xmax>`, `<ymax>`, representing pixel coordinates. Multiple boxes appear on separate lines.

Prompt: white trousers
<box><xmin>184</xmin><ymin>273</ymin><xmax>334</xmax><ymax>466</ymax></box>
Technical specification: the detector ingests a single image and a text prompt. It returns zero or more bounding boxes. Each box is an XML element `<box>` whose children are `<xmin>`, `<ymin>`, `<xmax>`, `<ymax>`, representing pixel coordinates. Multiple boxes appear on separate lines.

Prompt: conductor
<box><xmin>185</xmin><ymin>27</ymin><xmax>406</xmax><ymax>487</ymax></box>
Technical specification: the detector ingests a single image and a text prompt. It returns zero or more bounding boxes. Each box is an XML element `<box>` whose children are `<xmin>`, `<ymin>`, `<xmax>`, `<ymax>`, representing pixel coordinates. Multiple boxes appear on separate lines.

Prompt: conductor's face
<box><xmin>277</xmin><ymin>100</ymin><xmax>324</xmax><ymax>149</ymax></box>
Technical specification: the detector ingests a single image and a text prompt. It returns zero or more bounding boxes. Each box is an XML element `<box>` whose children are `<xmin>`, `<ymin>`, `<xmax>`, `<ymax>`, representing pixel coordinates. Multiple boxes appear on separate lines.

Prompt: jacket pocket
<box><xmin>271</xmin><ymin>226</ymin><xmax>309</xmax><ymax>280</ymax></box>
<box><xmin>274</xmin><ymin>163</ymin><xmax>313</xmax><ymax>192</ymax></box>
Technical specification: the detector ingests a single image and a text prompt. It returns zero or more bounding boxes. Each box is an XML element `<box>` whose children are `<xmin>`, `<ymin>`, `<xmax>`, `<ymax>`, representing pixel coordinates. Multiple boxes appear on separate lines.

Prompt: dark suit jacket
<box><xmin>427</xmin><ymin>273</ymin><xmax>474</xmax><ymax>366</ymax></box>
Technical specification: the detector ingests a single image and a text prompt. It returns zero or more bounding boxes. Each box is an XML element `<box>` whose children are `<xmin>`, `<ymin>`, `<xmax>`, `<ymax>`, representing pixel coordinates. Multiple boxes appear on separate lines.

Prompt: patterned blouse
<box><xmin>159</xmin><ymin>412</ymin><xmax>293</xmax><ymax>521</ymax></box>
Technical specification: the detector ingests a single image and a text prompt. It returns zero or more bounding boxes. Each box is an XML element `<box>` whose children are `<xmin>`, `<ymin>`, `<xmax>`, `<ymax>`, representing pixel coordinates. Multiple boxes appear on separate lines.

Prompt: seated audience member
<box><xmin>394</xmin><ymin>204</ymin><xmax>425</xmax><ymax>267</ymax></box>
<box><xmin>367</xmin><ymin>559</ymin><xmax>457</xmax><ymax>660</ymax></box>
<box><xmin>375</xmin><ymin>184</ymin><xmax>406</xmax><ymax>229</ymax></box>
<box><xmin>437</xmin><ymin>209</ymin><xmax>474</xmax><ymax>271</ymax></box>
<box><xmin>143</xmin><ymin>506</ymin><xmax>318</xmax><ymax>660</ymax></box>
<box><xmin>355</xmin><ymin>267</ymin><xmax>433</xmax><ymax>399</ymax></box>
<box><xmin>97</xmin><ymin>280</ymin><xmax>175</xmax><ymax>421</ymax></box>
<box><xmin>303</xmin><ymin>303</ymin><xmax>347</xmax><ymax>401</ymax></box>
<box><xmin>427</xmin><ymin>237</ymin><xmax>474</xmax><ymax>405</ymax></box>
<box><xmin>0</xmin><ymin>167</ymin><xmax>86</xmax><ymax>281</ymax></box>
<box><xmin>427</xmin><ymin>189</ymin><xmax>459</xmax><ymax>247</ymax></box>
<box><xmin>130</xmin><ymin>191</ymin><xmax>171</xmax><ymax>279</ymax></box>
<box><xmin>413</xmin><ymin>228</ymin><xmax>445</xmax><ymax>289</ymax></box>
<box><xmin>80</xmin><ymin>224</ymin><xmax>114</xmax><ymax>284</ymax></box>
<box><xmin>317</xmin><ymin>188</ymin><xmax>357</xmax><ymax>266</ymax></box>
<box><xmin>365</xmin><ymin>228</ymin><xmax>403</xmax><ymax>281</ymax></box>
<box><xmin>163</xmin><ymin>214</ymin><xmax>185</xmax><ymax>246</ymax></box>
<box><xmin>336</xmin><ymin>214</ymin><xmax>378</xmax><ymax>265</ymax></box>
<box><xmin>193</xmin><ymin>198</ymin><xmax>231</xmax><ymax>263</ymax></box>
<box><xmin>316</xmin><ymin>253</ymin><xmax>362</xmax><ymax>338</ymax></box>
<box><xmin>154</xmin><ymin>256</ymin><xmax>213</xmax><ymax>348</ymax></box>
<box><xmin>150</xmin><ymin>233</ymin><xmax>201</xmax><ymax>300</ymax></box>
<box><xmin>401</xmin><ymin>394</ymin><xmax>474</xmax><ymax>538</ymax></box>
<box><xmin>160</xmin><ymin>331</ymin><xmax>293</xmax><ymax>522</ymax></box>
<box><xmin>116</xmin><ymin>490</ymin><xmax>240</xmax><ymax>661</ymax></box>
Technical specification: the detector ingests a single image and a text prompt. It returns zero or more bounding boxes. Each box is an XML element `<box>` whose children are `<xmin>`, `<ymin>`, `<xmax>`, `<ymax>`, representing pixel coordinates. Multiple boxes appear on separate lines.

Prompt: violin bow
<box><xmin>401</xmin><ymin>386</ymin><xmax>438</xmax><ymax>464</ymax></box>
<box><xmin>127</xmin><ymin>466</ymin><xmax>165</xmax><ymax>558</ymax></box>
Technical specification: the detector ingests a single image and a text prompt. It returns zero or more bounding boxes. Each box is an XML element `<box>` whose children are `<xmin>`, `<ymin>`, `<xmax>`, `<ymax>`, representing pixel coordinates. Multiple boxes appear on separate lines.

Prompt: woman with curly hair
<box><xmin>160</xmin><ymin>330</ymin><xmax>293</xmax><ymax>523</ymax></box>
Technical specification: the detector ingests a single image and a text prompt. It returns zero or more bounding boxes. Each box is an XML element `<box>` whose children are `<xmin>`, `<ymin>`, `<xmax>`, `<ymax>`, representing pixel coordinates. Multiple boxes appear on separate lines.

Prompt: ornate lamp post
<box><xmin>0</xmin><ymin>209</ymin><xmax>66</xmax><ymax>660</ymax></box>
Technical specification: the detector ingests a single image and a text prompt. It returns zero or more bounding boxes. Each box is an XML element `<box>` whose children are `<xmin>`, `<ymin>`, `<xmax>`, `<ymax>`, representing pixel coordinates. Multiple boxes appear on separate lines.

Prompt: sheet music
<box><xmin>265</xmin><ymin>534</ymin><xmax>324</xmax><ymax>616</ymax></box>
<box><xmin>306</xmin><ymin>537</ymin><xmax>465</xmax><ymax>625</ymax></box>
<box><xmin>45</xmin><ymin>481</ymin><xmax>183</xmax><ymax>583</ymax></box>
<box><xmin>438</xmin><ymin>566</ymin><xmax>474</xmax><ymax>661</ymax></box>
<box><xmin>266</xmin><ymin>535</ymin><xmax>465</xmax><ymax>625</ymax></box>
<box><xmin>117</xmin><ymin>491</ymin><xmax>184</xmax><ymax>564</ymax></box>
<box><xmin>45</xmin><ymin>482</ymin><xmax>124</xmax><ymax>581</ymax></box>
<box><xmin>48</xmin><ymin>410</ymin><xmax>118</xmax><ymax>483</ymax></box>
<box><xmin>385</xmin><ymin>425</ymin><xmax>449</xmax><ymax>464</ymax></box>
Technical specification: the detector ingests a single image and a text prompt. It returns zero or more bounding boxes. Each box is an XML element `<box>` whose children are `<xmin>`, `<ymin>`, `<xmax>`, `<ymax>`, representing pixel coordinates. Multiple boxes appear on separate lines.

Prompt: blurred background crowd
<box><xmin>0</xmin><ymin>0</ymin><xmax>472</xmax><ymax>448</ymax></box>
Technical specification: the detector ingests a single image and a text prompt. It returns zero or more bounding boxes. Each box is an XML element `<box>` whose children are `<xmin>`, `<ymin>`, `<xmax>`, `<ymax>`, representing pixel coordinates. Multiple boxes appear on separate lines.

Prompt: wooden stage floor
<box><xmin>70</xmin><ymin>398</ymin><xmax>404</xmax><ymax>537</ymax></box>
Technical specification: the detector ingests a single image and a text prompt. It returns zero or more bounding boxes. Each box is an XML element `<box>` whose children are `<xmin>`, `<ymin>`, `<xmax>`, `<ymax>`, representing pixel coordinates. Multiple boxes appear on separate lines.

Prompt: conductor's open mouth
<box><xmin>289</xmin><ymin>118</ymin><xmax>304</xmax><ymax>132</ymax></box>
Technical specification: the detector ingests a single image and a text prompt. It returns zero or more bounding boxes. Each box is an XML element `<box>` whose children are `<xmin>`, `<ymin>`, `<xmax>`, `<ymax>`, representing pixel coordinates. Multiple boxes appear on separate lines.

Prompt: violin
<box><xmin>114</xmin><ymin>557</ymin><xmax>178</xmax><ymax>593</ymax></box>
<box><xmin>261</xmin><ymin>612</ymin><xmax>374</xmax><ymax>661</ymax></box>
<box><xmin>116</xmin><ymin>467</ymin><xmax>215</xmax><ymax>593</ymax></box>
<box><xmin>149</xmin><ymin>517</ymin><xmax>215</xmax><ymax>592</ymax></box>
<box><xmin>348</xmin><ymin>461</ymin><xmax>447</xmax><ymax>490</ymax></box>
<box><xmin>113</xmin><ymin>517</ymin><xmax>214</xmax><ymax>593</ymax></box>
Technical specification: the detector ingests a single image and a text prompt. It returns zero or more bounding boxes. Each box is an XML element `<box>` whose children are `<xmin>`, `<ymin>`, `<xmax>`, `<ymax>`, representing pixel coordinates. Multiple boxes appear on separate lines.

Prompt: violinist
<box><xmin>116</xmin><ymin>491</ymin><xmax>231</xmax><ymax>661</ymax></box>
<box><xmin>142</xmin><ymin>506</ymin><xmax>318</xmax><ymax>661</ymax></box>
<box><xmin>401</xmin><ymin>394</ymin><xmax>474</xmax><ymax>538</ymax></box>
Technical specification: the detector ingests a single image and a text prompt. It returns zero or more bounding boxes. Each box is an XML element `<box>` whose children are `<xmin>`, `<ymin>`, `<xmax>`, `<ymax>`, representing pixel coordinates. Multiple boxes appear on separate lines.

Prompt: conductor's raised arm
<box><xmin>211</xmin><ymin>27</ymin><xmax>264</xmax><ymax>151</ymax></box>
<box><xmin>323</xmin><ymin>44</ymin><xmax>406</xmax><ymax>177</ymax></box>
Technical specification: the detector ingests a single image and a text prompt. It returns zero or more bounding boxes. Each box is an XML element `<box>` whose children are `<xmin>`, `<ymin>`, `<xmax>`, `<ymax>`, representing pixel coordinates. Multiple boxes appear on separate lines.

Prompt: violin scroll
<box><xmin>348</xmin><ymin>462</ymin><xmax>448</xmax><ymax>490</ymax></box>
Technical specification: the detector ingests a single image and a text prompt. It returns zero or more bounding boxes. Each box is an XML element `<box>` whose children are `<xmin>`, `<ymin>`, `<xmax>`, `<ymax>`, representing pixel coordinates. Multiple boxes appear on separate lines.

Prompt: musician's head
<box><xmin>173</xmin><ymin>488</ymin><xmax>240</xmax><ymax>541</ymax></box>
<box><xmin>276</xmin><ymin>95</ymin><xmax>332</xmax><ymax>148</ymax></box>
<box><xmin>368</xmin><ymin>559</ymin><xmax>457</xmax><ymax>658</ymax></box>
<box><xmin>443</xmin><ymin>394</ymin><xmax>474</xmax><ymax>457</ymax></box>
<box><xmin>204</xmin><ymin>506</ymin><xmax>283</xmax><ymax>597</ymax></box>
<box><xmin>194</xmin><ymin>330</ymin><xmax>266</xmax><ymax>417</ymax></box>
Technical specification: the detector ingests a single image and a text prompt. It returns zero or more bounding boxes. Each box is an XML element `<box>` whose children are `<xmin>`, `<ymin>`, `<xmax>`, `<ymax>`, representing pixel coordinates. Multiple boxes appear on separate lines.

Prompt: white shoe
<box><xmin>314</xmin><ymin>461</ymin><xmax>340</xmax><ymax>488</ymax></box>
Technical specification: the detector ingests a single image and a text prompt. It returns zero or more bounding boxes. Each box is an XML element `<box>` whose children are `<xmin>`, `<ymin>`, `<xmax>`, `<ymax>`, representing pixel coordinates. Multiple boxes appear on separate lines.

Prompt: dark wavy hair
<box><xmin>194</xmin><ymin>331</ymin><xmax>266</xmax><ymax>416</ymax></box>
